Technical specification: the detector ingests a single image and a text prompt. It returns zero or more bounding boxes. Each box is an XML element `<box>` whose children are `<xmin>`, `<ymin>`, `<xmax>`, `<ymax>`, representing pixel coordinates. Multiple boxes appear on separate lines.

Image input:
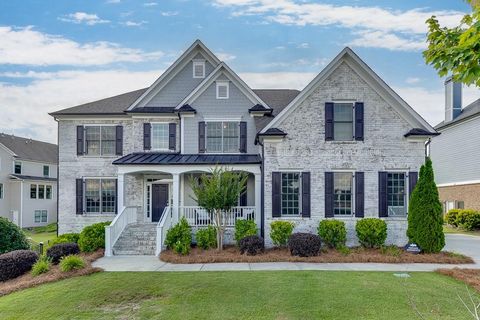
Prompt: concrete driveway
<box><xmin>444</xmin><ymin>233</ymin><xmax>480</xmax><ymax>264</ymax></box>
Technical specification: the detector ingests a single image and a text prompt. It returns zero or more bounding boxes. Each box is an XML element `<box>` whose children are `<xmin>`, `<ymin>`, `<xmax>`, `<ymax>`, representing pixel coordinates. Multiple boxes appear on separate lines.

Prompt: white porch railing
<box><xmin>156</xmin><ymin>206</ymin><xmax>173</xmax><ymax>256</ymax></box>
<box><xmin>179</xmin><ymin>206</ymin><xmax>256</xmax><ymax>227</ymax></box>
<box><xmin>105</xmin><ymin>206</ymin><xmax>137</xmax><ymax>257</ymax></box>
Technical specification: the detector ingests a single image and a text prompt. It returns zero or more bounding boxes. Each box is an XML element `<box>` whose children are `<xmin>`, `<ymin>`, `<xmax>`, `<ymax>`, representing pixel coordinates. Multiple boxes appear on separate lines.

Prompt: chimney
<box><xmin>445</xmin><ymin>76</ymin><xmax>462</xmax><ymax>122</ymax></box>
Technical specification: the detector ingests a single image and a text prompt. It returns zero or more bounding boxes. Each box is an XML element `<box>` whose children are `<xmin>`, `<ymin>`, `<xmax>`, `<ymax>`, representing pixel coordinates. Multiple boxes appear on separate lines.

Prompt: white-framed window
<box><xmin>0</xmin><ymin>183</ymin><xmax>3</xmax><ymax>199</ymax></box>
<box><xmin>46</xmin><ymin>185</ymin><xmax>52</xmax><ymax>200</ymax></box>
<box><xmin>151</xmin><ymin>123</ymin><xmax>169</xmax><ymax>150</ymax></box>
<box><xmin>30</xmin><ymin>184</ymin><xmax>37</xmax><ymax>199</ymax></box>
<box><xmin>281</xmin><ymin>172</ymin><xmax>301</xmax><ymax>216</ymax></box>
<box><xmin>14</xmin><ymin>161</ymin><xmax>22</xmax><ymax>174</ymax></box>
<box><xmin>216</xmin><ymin>81</ymin><xmax>229</xmax><ymax>99</ymax></box>
<box><xmin>38</xmin><ymin>185</ymin><xmax>45</xmax><ymax>199</ymax></box>
<box><xmin>84</xmin><ymin>178</ymin><xmax>116</xmax><ymax>214</ymax></box>
<box><xmin>30</xmin><ymin>184</ymin><xmax>53</xmax><ymax>200</ymax></box>
<box><xmin>193</xmin><ymin>61</ymin><xmax>205</xmax><ymax>78</ymax></box>
<box><xmin>43</xmin><ymin>165</ymin><xmax>49</xmax><ymax>177</ymax></box>
<box><xmin>387</xmin><ymin>172</ymin><xmax>407</xmax><ymax>216</ymax></box>
<box><xmin>84</xmin><ymin>125</ymin><xmax>116</xmax><ymax>156</ymax></box>
<box><xmin>206</xmin><ymin>121</ymin><xmax>239</xmax><ymax>153</ymax></box>
<box><xmin>334</xmin><ymin>102</ymin><xmax>354</xmax><ymax>141</ymax></box>
<box><xmin>333</xmin><ymin>172</ymin><xmax>354</xmax><ymax>216</ymax></box>
<box><xmin>34</xmin><ymin>210</ymin><xmax>48</xmax><ymax>223</ymax></box>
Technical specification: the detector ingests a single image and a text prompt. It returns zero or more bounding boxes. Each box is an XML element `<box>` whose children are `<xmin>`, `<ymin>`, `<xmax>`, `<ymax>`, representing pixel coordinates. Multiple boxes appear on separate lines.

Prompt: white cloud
<box><xmin>143</xmin><ymin>2</ymin><xmax>158</xmax><ymax>6</ymax></box>
<box><xmin>160</xmin><ymin>11</ymin><xmax>179</xmax><ymax>16</ymax></box>
<box><xmin>241</xmin><ymin>71</ymin><xmax>315</xmax><ymax>89</ymax></box>
<box><xmin>122</xmin><ymin>20</ymin><xmax>148</xmax><ymax>27</ymax></box>
<box><xmin>348</xmin><ymin>31</ymin><xmax>426</xmax><ymax>51</ymax></box>
<box><xmin>297</xmin><ymin>42</ymin><xmax>310</xmax><ymax>49</ymax></box>
<box><xmin>212</xmin><ymin>0</ymin><xmax>466</xmax><ymax>51</ymax></box>
<box><xmin>216</xmin><ymin>52</ymin><xmax>236</xmax><ymax>61</ymax></box>
<box><xmin>59</xmin><ymin>12</ymin><xmax>110</xmax><ymax>25</ymax></box>
<box><xmin>406</xmin><ymin>77</ymin><xmax>421</xmax><ymax>84</ymax></box>
<box><xmin>0</xmin><ymin>26</ymin><xmax>163</xmax><ymax>66</ymax></box>
<box><xmin>106</xmin><ymin>0</ymin><xmax>121</xmax><ymax>3</ymax></box>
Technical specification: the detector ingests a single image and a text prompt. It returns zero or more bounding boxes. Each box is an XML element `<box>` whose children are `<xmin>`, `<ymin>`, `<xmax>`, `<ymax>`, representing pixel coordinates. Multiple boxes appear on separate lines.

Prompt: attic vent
<box><xmin>193</xmin><ymin>61</ymin><xmax>205</xmax><ymax>79</ymax></box>
<box><xmin>216</xmin><ymin>81</ymin><xmax>229</xmax><ymax>99</ymax></box>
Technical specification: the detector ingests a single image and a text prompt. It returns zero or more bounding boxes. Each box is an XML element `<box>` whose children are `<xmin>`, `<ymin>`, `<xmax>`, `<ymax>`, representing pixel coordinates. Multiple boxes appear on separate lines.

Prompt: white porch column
<box><xmin>254</xmin><ymin>173</ymin><xmax>262</xmax><ymax>228</ymax></box>
<box><xmin>117</xmin><ymin>173</ymin><xmax>125</xmax><ymax>213</ymax></box>
<box><xmin>172</xmin><ymin>173</ymin><xmax>180</xmax><ymax>223</ymax></box>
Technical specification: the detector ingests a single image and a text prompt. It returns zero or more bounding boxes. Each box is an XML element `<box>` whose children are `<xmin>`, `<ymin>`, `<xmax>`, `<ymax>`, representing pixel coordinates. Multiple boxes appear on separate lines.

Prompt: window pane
<box><xmin>14</xmin><ymin>162</ymin><xmax>21</xmax><ymax>174</ymax></box>
<box><xmin>101</xmin><ymin>126</ymin><xmax>116</xmax><ymax>155</ymax></box>
<box><xmin>334</xmin><ymin>103</ymin><xmax>353</xmax><ymax>141</ymax></box>
<box><xmin>86</xmin><ymin>126</ymin><xmax>101</xmax><ymax>156</ymax></box>
<box><xmin>34</xmin><ymin>211</ymin><xmax>41</xmax><ymax>223</ymax></box>
<box><xmin>41</xmin><ymin>210</ymin><xmax>47</xmax><ymax>222</ymax></box>
<box><xmin>102</xmin><ymin>179</ymin><xmax>116</xmax><ymax>213</ymax></box>
<box><xmin>30</xmin><ymin>184</ymin><xmax>37</xmax><ymax>199</ymax></box>
<box><xmin>206</xmin><ymin>122</ymin><xmax>223</xmax><ymax>152</ymax></box>
<box><xmin>43</xmin><ymin>165</ymin><xmax>49</xmax><ymax>177</ymax></box>
<box><xmin>334</xmin><ymin>123</ymin><xmax>353</xmax><ymax>141</ymax></box>
<box><xmin>334</xmin><ymin>103</ymin><xmax>353</xmax><ymax>121</ymax></box>
<box><xmin>334</xmin><ymin>172</ymin><xmax>353</xmax><ymax>215</ymax></box>
<box><xmin>222</xmin><ymin>122</ymin><xmax>239</xmax><ymax>153</ymax></box>
<box><xmin>46</xmin><ymin>186</ymin><xmax>52</xmax><ymax>199</ymax></box>
<box><xmin>0</xmin><ymin>183</ymin><xmax>3</xmax><ymax>199</ymax></box>
<box><xmin>85</xmin><ymin>179</ymin><xmax>101</xmax><ymax>213</ymax></box>
<box><xmin>387</xmin><ymin>173</ymin><xmax>406</xmax><ymax>216</ymax></box>
<box><xmin>151</xmin><ymin>123</ymin><xmax>169</xmax><ymax>150</ymax></box>
<box><xmin>281</xmin><ymin>173</ymin><xmax>300</xmax><ymax>215</ymax></box>
<box><xmin>38</xmin><ymin>185</ymin><xmax>45</xmax><ymax>199</ymax></box>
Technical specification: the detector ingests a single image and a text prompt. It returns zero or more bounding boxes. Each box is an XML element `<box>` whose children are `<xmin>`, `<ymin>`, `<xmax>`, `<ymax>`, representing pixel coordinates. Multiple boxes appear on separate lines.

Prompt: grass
<box><xmin>443</xmin><ymin>225</ymin><xmax>480</xmax><ymax>236</ymax></box>
<box><xmin>24</xmin><ymin>223</ymin><xmax>57</xmax><ymax>245</ymax></box>
<box><xmin>0</xmin><ymin>271</ymin><xmax>477</xmax><ymax>319</ymax></box>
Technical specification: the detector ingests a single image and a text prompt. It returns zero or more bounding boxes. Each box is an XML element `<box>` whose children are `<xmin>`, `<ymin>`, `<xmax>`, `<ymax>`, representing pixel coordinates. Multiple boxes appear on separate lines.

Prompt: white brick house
<box><xmin>50</xmin><ymin>40</ymin><xmax>436</xmax><ymax>255</ymax></box>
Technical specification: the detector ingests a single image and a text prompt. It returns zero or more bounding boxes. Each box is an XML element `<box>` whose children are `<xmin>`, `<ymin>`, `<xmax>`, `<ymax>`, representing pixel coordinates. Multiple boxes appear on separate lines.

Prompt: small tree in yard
<box><xmin>407</xmin><ymin>158</ymin><xmax>445</xmax><ymax>253</ymax></box>
<box><xmin>190</xmin><ymin>167</ymin><xmax>248</xmax><ymax>250</ymax></box>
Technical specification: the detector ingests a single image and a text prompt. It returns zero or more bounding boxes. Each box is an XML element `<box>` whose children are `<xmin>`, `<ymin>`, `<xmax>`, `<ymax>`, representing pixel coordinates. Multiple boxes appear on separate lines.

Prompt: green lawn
<box><xmin>0</xmin><ymin>271</ymin><xmax>476</xmax><ymax>319</ymax></box>
<box><xmin>24</xmin><ymin>223</ymin><xmax>57</xmax><ymax>245</ymax></box>
<box><xmin>443</xmin><ymin>225</ymin><xmax>480</xmax><ymax>236</ymax></box>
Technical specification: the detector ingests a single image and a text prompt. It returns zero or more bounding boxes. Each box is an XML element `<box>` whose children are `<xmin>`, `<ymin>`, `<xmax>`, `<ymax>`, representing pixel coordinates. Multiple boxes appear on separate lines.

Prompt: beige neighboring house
<box><xmin>0</xmin><ymin>133</ymin><xmax>58</xmax><ymax>228</ymax></box>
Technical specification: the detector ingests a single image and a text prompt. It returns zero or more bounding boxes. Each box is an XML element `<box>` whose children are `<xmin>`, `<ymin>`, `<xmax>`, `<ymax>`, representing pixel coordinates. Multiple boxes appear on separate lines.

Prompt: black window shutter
<box><xmin>76</xmin><ymin>178</ymin><xmax>83</xmax><ymax>215</ymax></box>
<box><xmin>325</xmin><ymin>102</ymin><xmax>334</xmax><ymax>141</ymax></box>
<box><xmin>198</xmin><ymin>122</ymin><xmax>206</xmax><ymax>153</ymax></box>
<box><xmin>115</xmin><ymin>179</ymin><xmax>119</xmax><ymax>214</ymax></box>
<box><xmin>76</xmin><ymin>126</ymin><xmax>84</xmax><ymax>155</ymax></box>
<box><xmin>302</xmin><ymin>172</ymin><xmax>311</xmax><ymax>218</ymax></box>
<box><xmin>169</xmin><ymin>123</ymin><xmax>176</xmax><ymax>151</ymax></box>
<box><xmin>325</xmin><ymin>172</ymin><xmax>334</xmax><ymax>217</ymax></box>
<box><xmin>239</xmin><ymin>121</ymin><xmax>247</xmax><ymax>153</ymax></box>
<box><xmin>355</xmin><ymin>172</ymin><xmax>365</xmax><ymax>218</ymax></box>
<box><xmin>409</xmin><ymin>171</ymin><xmax>418</xmax><ymax>199</ymax></box>
<box><xmin>115</xmin><ymin>125</ymin><xmax>123</xmax><ymax>156</ymax></box>
<box><xmin>378</xmin><ymin>172</ymin><xmax>388</xmax><ymax>217</ymax></box>
<box><xmin>355</xmin><ymin>102</ymin><xmax>364</xmax><ymax>141</ymax></box>
<box><xmin>272</xmin><ymin>172</ymin><xmax>281</xmax><ymax>217</ymax></box>
<box><xmin>143</xmin><ymin>123</ymin><xmax>151</xmax><ymax>150</ymax></box>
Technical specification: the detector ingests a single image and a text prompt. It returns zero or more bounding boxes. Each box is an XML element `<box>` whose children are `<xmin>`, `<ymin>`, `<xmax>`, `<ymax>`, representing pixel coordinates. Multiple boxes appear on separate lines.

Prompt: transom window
<box><xmin>387</xmin><ymin>173</ymin><xmax>406</xmax><ymax>216</ymax></box>
<box><xmin>216</xmin><ymin>81</ymin><xmax>229</xmax><ymax>99</ymax></box>
<box><xmin>85</xmin><ymin>178</ymin><xmax>116</xmax><ymax>214</ymax></box>
<box><xmin>334</xmin><ymin>103</ymin><xmax>354</xmax><ymax>141</ymax></box>
<box><xmin>281</xmin><ymin>172</ymin><xmax>300</xmax><ymax>215</ymax></box>
<box><xmin>151</xmin><ymin>123</ymin><xmax>169</xmax><ymax>150</ymax></box>
<box><xmin>34</xmin><ymin>210</ymin><xmax>48</xmax><ymax>223</ymax></box>
<box><xmin>193</xmin><ymin>61</ymin><xmax>205</xmax><ymax>78</ymax></box>
<box><xmin>43</xmin><ymin>165</ymin><xmax>49</xmax><ymax>177</ymax></box>
<box><xmin>14</xmin><ymin>161</ymin><xmax>22</xmax><ymax>174</ymax></box>
<box><xmin>206</xmin><ymin>121</ymin><xmax>239</xmax><ymax>153</ymax></box>
<box><xmin>85</xmin><ymin>126</ymin><xmax>115</xmax><ymax>156</ymax></box>
<box><xmin>334</xmin><ymin>172</ymin><xmax>353</xmax><ymax>216</ymax></box>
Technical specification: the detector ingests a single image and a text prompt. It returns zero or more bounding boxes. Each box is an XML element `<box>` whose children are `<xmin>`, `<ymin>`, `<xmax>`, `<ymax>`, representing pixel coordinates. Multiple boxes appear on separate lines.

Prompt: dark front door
<box><xmin>152</xmin><ymin>184</ymin><xmax>169</xmax><ymax>222</ymax></box>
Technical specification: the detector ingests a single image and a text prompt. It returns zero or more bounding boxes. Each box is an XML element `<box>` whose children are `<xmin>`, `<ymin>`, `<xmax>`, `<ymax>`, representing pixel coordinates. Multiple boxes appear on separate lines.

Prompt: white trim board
<box><xmin>437</xmin><ymin>180</ymin><xmax>480</xmax><ymax>187</ymax></box>
<box><xmin>260</xmin><ymin>47</ymin><xmax>435</xmax><ymax>134</ymax></box>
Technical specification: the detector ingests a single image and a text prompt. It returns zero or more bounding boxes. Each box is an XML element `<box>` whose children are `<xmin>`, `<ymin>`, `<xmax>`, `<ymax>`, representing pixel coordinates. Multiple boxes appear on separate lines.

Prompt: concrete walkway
<box><xmin>93</xmin><ymin>234</ymin><xmax>480</xmax><ymax>272</ymax></box>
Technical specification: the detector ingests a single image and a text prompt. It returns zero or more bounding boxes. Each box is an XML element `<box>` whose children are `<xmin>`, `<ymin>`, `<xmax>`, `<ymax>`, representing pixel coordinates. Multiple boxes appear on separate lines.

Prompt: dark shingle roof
<box><xmin>404</xmin><ymin>128</ymin><xmax>441</xmax><ymax>137</ymax></box>
<box><xmin>10</xmin><ymin>174</ymin><xmax>57</xmax><ymax>182</ymax></box>
<box><xmin>258</xmin><ymin>128</ymin><xmax>287</xmax><ymax>136</ymax></box>
<box><xmin>252</xmin><ymin>89</ymin><xmax>300</xmax><ymax>131</ymax></box>
<box><xmin>0</xmin><ymin>133</ymin><xmax>58</xmax><ymax>163</ymax></box>
<box><xmin>435</xmin><ymin>98</ymin><xmax>480</xmax><ymax>130</ymax></box>
<box><xmin>127</xmin><ymin>107</ymin><xmax>175</xmax><ymax>114</ymax></box>
<box><xmin>177</xmin><ymin>104</ymin><xmax>197</xmax><ymax>113</ymax></box>
<box><xmin>113</xmin><ymin>153</ymin><xmax>261</xmax><ymax>165</ymax></box>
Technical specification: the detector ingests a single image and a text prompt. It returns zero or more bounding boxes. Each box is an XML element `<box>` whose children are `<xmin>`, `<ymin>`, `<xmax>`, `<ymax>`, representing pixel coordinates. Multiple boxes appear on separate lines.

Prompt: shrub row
<box><xmin>46</xmin><ymin>243</ymin><xmax>80</xmax><ymax>264</ymax></box>
<box><xmin>0</xmin><ymin>250</ymin><xmax>39</xmax><ymax>282</ymax></box>
<box><xmin>445</xmin><ymin>209</ymin><xmax>480</xmax><ymax>231</ymax></box>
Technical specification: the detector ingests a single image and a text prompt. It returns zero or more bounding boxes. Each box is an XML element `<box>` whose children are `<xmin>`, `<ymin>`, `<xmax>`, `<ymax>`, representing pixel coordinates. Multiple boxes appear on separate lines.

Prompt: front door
<box><xmin>152</xmin><ymin>184</ymin><xmax>169</xmax><ymax>222</ymax></box>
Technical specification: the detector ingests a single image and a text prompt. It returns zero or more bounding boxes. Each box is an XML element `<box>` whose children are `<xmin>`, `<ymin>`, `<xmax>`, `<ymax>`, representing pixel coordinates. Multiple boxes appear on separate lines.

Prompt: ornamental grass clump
<box><xmin>59</xmin><ymin>255</ymin><xmax>85</xmax><ymax>272</ymax></box>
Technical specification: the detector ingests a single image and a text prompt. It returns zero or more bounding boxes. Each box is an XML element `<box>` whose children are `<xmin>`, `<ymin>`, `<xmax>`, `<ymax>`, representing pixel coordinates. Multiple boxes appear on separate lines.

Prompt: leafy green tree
<box><xmin>407</xmin><ymin>158</ymin><xmax>445</xmax><ymax>253</ymax></box>
<box><xmin>190</xmin><ymin>167</ymin><xmax>248</xmax><ymax>250</ymax></box>
<box><xmin>424</xmin><ymin>1</ymin><xmax>480</xmax><ymax>87</ymax></box>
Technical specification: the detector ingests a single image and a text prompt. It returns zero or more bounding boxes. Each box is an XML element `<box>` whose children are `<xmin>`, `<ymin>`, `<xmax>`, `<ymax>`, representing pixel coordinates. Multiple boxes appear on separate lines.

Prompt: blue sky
<box><xmin>0</xmin><ymin>0</ymin><xmax>478</xmax><ymax>142</ymax></box>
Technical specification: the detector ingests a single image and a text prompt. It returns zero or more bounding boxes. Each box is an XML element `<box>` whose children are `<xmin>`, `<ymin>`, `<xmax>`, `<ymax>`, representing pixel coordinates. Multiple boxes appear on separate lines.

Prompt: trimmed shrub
<box><xmin>0</xmin><ymin>217</ymin><xmax>30</xmax><ymax>254</ymax></box>
<box><xmin>59</xmin><ymin>255</ymin><xmax>85</xmax><ymax>272</ymax></box>
<box><xmin>317</xmin><ymin>220</ymin><xmax>347</xmax><ymax>249</ymax></box>
<box><xmin>407</xmin><ymin>158</ymin><xmax>445</xmax><ymax>253</ymax></box>
<box><xmin>51</xmin><ymin>233</ymin><xmax>80</xmax><ymax>246</ymax></box>
<box><xmin>31</xmin><ymin>256</ymin><xmax>52</xmax><ymax>276</ymax></box>
<box><xmin>78</xmin><ymin>222</ymin><xmax>110</xmax><ymax>252</ymax></box>
<box><xmin>456</xmin><ymin>210</ymin><xmax>480</xmax><ymax>231</ymax></box>
<box><xmin>445</xmin><ymin>209</ymin><xmax>461</xmax><ymax>227</ymax></box>
<box><xmin>234</xmin><ymin>219</ymin><xmax>257</xmax><ymax>245</ymax></box>
<box><xmin>165</xmin><ymin>217</ymin><xmax>192</xmax><ymax>255</ymax></box>
<box><xmin>239</xmin><ymin>235</ymin><xmax>264</xmax><ymax>255</ymax></box>
<box><xmin>0</xmin><ymin>250</ymin><xmax>39</xmax><ymax>282</ymax></box>
<box><xmin>288</xmin><ymin>233</ymin><xmax>321</xmax><ymax>257</ymax></box>
<box><xmin>270</xmin><ymin>221</ymin><xmax>295</xmax><ymax>247</ymax></box>
<box><xmin>196</xmin><ymin>226</ymin><xmax>217</xmax><ymax>250</ymax></box>
<box><xmin>46</xmin><ymin>243</ymin><xmax>80</xmax><ymax>264</ymax></box>
<box><xmin>355</xmin><ymin>218</ymin><xmax>387</xmax><ymax>249</ymax></box>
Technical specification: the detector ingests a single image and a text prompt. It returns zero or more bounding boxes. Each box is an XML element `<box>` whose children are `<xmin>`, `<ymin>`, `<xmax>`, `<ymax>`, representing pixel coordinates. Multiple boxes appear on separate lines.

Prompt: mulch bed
<box><xmin>0</xmin><ymin>250</ymin><xmax>104</xmax><ymax>297</ymax></box>
<box><xmin>436</xmin><ymin>268</ymin><xmax>480</xmax><ymax>292</ymax></box>
<box><xmin>160</xmin><ymin>246</ymin><xmax>474</xmax><ymax>264</ymax></box>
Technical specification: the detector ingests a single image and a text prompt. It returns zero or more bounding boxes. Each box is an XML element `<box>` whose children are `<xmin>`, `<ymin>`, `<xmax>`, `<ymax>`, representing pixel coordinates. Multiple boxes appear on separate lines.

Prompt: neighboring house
<box><xmin>50</xmin><ymin>40</ymin><xmax>436</xmax><ymax>256</ymax></box>
<box><xmin>430</xmin><ymin>78</ymin><xmax>480</xmax><ymax>211</ymax></box>
<box><xmin>0</xmin><ymin>133</ymin><xmax>58</xmax><ymax>228</ymax></box>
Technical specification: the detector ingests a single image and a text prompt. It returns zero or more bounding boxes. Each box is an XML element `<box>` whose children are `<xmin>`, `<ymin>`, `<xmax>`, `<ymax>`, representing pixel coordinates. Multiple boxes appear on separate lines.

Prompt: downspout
<box><xmin>256</xmin><ymin>134</ymin><xmax>265</xmax><ymax>238</ymax></box>
<box><xmin>55</xmin><ymin>118</ymin><xmax>59</xmax><ymax>237</ymax></box>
